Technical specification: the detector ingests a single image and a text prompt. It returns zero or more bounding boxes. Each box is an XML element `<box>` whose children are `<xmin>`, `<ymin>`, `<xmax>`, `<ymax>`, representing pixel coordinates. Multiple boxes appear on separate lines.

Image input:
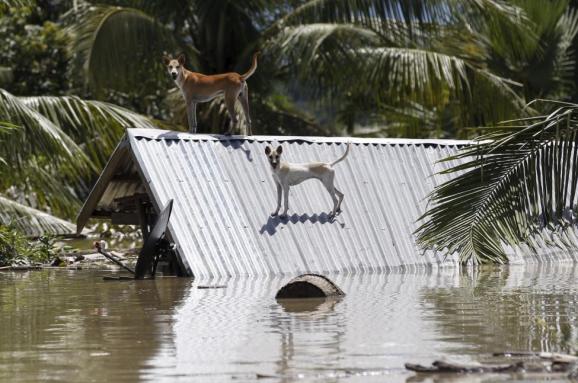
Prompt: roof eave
<box><xmin>75</xmin><ymin>136</ymin><xmax>131</xmax><ymax>234</ymax></box>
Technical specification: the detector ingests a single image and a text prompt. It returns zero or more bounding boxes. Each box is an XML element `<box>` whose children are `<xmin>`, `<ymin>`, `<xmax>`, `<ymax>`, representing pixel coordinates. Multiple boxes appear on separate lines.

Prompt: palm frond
<box><xmin>416</xmin><ymin>99</ymin><xmax>578</xmax><ymax>264</ymax></box>
<box><xmin>64</xmin><ymin>4</ymin><xmax>185</xmax><ymax>95</ymax></box>
<box><xmin>544</xmin><ymin>7</ymin><xmax>578</xmax><ymax>100</ymax></box>
<box><xmin>0</xmin><ymin>90</ymin><xmax>168</xmax><ymax>218</ymax></box>
<box><xmin>19</xmin><ymin>95</ymin><xmax>165</xmax><ymax>168</ymax></box>
<box><xmin>271</xmin><ymin>23</ymin><xmax>377</xmax><ymax>64</ymax></box>
<box><xmin>264</xmin><ymin>0</ymin><xmax>537</xmax><ymax>134</ymax></box>
<box><xmin>0</xmin><ymin>194</ymin><xmax>76</xmax><ymax>238</ymax></box>
<box><xmin>485</xmin><ymin>0</ymin><xmax>577</xmax><ymax>101</ymax></box>
<box><xmin>0</xmin><ymin>89</ymin><xmax>90</xmax><ymax>175</ymax></box>
<box><xmin>0</xmin><ymin>115</ymin><xmax>83</xmax><ymax>218</ymax></box>
<box><xmin>270</xmin><ymin>23</ymin><xmax>524</xmax><ymax>113</ymax></box>
<box><xmin>362</xmin><ymin>46</ymin><xmax>521</xmax><ymax>98</ymax></box>
<box><xmin>1</xmin><ymin>0</ymin><xmax>29</xmax><ymax>4</ymax></box>
<box><xmin>269</xmin><ymin>0</ymin><xmax>527</xmax><ymax>38</ymax></box>
<box><xmin>0</xmin><ymin>0</ymin><xmax>32</xmax><ymax>9</ymax></box>
<box><xmin>3</xmin><ymin>155</ymin><xmax>85</xmax><ymax>219</ymax></box>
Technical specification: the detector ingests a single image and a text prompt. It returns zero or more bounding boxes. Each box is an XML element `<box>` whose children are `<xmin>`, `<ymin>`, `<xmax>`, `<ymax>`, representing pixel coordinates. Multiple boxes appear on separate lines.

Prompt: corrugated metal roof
<box><xmin>128</xmin><ymin>129</ymin><xmax>466</xmax><ymax>278</ymax></box>
<box><xmin>78</xmin><ymin>129</ymin><xmax>577</xmax><ymax>278</ymax></box>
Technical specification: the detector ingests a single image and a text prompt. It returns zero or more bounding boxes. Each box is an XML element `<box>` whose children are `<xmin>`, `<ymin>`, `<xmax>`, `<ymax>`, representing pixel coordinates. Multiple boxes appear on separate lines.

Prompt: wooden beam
<box><xmin>138</xmin><ymin>203</ymin><xmax>150</xmax><ymax>240</ymax></box>
<box><xmin>91</xmin><ymin>210</ymin><xmax>112</xmax><ymax>218</ymax></box>
<box><xmin>110</xmin><ymin>174</ymin><xmax>142</xmax><ymax>182</ymax></box>
<box><xmin>111</xmin><ymin>212</ymin><xmax>141</xmax><ymax>225</ymax></box>
<box><xmin>114</xmin><ymin>193</ymin><xmax>150</xmax><ymax>211</ymax></box>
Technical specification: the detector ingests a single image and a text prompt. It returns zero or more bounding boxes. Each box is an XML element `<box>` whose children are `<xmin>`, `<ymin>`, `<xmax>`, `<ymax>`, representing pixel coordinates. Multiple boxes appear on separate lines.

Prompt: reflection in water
<box><xmin>272</xmin><ymin>297</ymin><xmax>344</xmax><ymax>382</ymax></box>
<box><xmin>277</xmin><ymin>297</ymin><xmax>341</xmax><ymax>315</ymax></box>
<box><xmin>421</xmin><ymin>264</ymin><xmax>578</xmax><ymax>355</ymax></box>
<box><xmin>0</xmin><ymin>271</ymin><xmax>190</xmax><ymax>382</ymax></box>
<box><xmin>1</xmin><ymin>265</ymin><xmax>578</xmax><ymax>382</ymax></box>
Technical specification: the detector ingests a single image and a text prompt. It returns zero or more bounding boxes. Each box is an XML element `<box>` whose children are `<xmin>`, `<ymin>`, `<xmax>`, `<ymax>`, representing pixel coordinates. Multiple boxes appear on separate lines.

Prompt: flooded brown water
<box><xmin>1</xmin><ymin>264</ymin><xmax>577</xmax><ymax>382</ymax></box>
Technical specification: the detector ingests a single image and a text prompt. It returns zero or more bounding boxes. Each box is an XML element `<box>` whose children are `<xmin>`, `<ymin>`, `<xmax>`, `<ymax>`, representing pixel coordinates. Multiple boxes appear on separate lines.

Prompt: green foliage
<box><xmin>0</xmin><ymin>224</ymin><xmax>56</xmax><ymax>266</ymax></box>
<box><xmin>0</xmin><ymin>194</ymin><xmax>75</xmax><ymax>237</ymax></box>
<box><xmin>64</xmin><ymin>4</ymin><xmax>177</xmax><ymax>95</ymax></box>
<box><xmin>56</xmin><ymin>0</ymin><xmax>578</xmax><ymax>137</ymax></box>
<box><xmin>62</xmin><ymin>1</ymin><xmax>324</xmax><ymax>133</ymax></box>
<box><xmin>0</xmin><ymin>88</ymin><xmax>169</xmax><ymax>218</ymax></box>
<box><xmin>2</xmin><ymin>0</ymin><xmax>578</xmax><ymax>138</ymax></box>
<box><xmin>19</xmin><ymin>94</ymin><xmax>164</xmax><ymax>168</ymax></box>
<box><xmin>30</xmin><ymin>234</ymin><xmax>57</xmax><ymax>263</ymax></box>
<box><xmin>0</xmin><ymin>6</ymin><xmax>70</xmax><ymax>95</ymax></box>
<box><xmin>417</xmin><ymin>100</ymin><xmax>578</xmax><ymax>264</ymax></box>
<box><xmin>487</xmin><ymin>0</ymin><xmax>578</xmax><ymax>101</ymax></box>
<box><xmin>0</xmin><ymin>224</ymin><xmax>29</xmax><ymax>265</ymax></box>
<box><xmin>264</xmin><ymin>0</ymin><xmax>532</xmax><ymax>137</ymax></box>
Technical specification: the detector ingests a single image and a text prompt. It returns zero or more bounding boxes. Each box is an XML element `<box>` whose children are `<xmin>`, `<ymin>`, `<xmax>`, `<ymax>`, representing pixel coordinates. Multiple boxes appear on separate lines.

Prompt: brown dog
<box><xmin>163</xmin><ymin>52</ymin><xmax>259</xmax><ymax>135</ymax></box>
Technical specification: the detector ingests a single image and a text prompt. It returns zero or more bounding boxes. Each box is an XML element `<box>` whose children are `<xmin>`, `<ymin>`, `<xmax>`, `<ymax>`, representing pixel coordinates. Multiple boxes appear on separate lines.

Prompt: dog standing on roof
<box><xmin>163</xmin><ymin>52</ymin><xmax>259</xmax><ymax>135</ymax></box>
<box><xmin>265</xmin><ymin>142</ymin><xmax>351</xmax><ymax>219</ymax></box>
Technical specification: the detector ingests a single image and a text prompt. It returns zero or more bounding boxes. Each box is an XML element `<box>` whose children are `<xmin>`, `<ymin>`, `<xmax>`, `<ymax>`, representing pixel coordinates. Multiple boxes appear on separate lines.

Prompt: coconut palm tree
<box><xmin>415</xmin><ymin>2</ymin><xmax>578</xmax><ymax>264</ymax></box>
<box><xmin>487</xmin><ymin>1</ymin><xmax>578</xmax><ymax>102</ymax></box>
<box><xmin>0</xmin><ymin>88</ymin><xmax>164</xmax><ymax>227</ymax></box>
<box><xmin>61</xmin><ymin>0</ymin><xmax>539</xmax><ymax>137</ymax></box>
<box><xmin>263</xmin><ymin>0</ymin><xmax>534</xmax><ymax>137</ymax></box>
<box><xmin>267</xmin><ymin>0</ymin><xmax>578</xmax><ymax>137</ymax></box>
<box><xmin>416</xmin><ymin>99</ymin><xmax>578</xmax><ymax>264</ymax></box>
<box><xmin>61</xmin><ymin>0</ymin><xmax>321</xmax><ymax>135</ymax></box>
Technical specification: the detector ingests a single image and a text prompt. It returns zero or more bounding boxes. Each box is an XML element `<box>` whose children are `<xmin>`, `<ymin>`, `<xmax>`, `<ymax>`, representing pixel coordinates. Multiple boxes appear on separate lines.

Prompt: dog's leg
<box><xmin>281</xmin><ymin>185</ymin><xmax>290</xmax><ymax>218</ymax></box>
<box><xmin>271</xmin><ymin>182</ymin><xmax>282</xmax><ymax>217</ymax></box>
<box><xmin>334</xmin><ymin>187</ymin><xmax>344</xmax><ymax>213</ymax></box>
<box><xmin>322</xmin><ymin>174</ymin><xmax>340</xmax><ymax>217</ymax></box>
<box><xmin>327</xmin><ymin>186</ymin><xmax>339</xmax><ymax>217</ymax></box>
<box><xmin>187</xmin><ymin>102</ymin><xmax>197</xmax><ymax>133</ymax></box>
<box><xmin>239</xmin><ymin>83</ymin><xmax>252</xmax><ymax>136</ymax></box>
<box><xmin>224</xmin><ymin>91</ymin><xmax>239</xmax><ymax>135</ymax></box>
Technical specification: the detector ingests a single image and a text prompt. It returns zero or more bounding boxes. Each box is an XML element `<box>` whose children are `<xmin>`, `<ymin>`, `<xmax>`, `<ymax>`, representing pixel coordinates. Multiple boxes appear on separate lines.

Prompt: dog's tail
<box><xmin>241</xmin><ymin>52</ymin><xmax>260</xmax><ymax>80</ymax></box>
<box><xmin>330</xmin><ymin>142</ymin><xmax>351</xmax><ymax>167</ymax></box>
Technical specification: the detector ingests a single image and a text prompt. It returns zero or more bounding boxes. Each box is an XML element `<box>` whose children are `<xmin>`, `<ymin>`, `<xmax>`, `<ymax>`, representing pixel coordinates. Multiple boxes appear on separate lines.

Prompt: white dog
<box><xmin>265</xmin><ymin>143</ymin><xmax>351</xmax><ymax>218</ymax></box>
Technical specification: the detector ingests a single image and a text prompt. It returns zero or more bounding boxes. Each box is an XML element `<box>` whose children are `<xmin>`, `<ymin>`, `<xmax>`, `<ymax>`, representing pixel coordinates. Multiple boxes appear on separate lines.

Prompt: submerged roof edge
<box><xmin>126</xmin><ymin>128</ymin><xmax>472</xmax><ymax>147</ymax></box>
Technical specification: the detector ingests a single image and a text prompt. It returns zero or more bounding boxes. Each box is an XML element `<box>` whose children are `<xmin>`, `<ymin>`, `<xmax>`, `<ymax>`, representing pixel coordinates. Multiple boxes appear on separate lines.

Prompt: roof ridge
<box><xmin>126</xmin><ymin>128</ymin><xmax>471</xmax><ymax>146</ymax></box>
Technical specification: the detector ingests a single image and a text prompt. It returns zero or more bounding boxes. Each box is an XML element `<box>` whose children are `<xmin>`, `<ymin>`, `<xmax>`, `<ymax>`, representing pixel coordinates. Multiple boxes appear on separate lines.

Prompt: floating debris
<box><xmin>406</xmin><ymin>351</ymin><xmax>578</xmax><ymax>379</ymax></box>
<box><xmin>406</xmin><ymin>360</ymin><xmax>524</xmax><ymax>374</ymax></box>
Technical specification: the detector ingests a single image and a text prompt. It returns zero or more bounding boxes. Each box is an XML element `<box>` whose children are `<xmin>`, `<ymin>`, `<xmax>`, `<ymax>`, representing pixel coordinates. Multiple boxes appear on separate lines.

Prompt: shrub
<box><xmin>0</xmin><ymin>6</ymin><xmax>70</xmax><ymax>95</ymax></box>
<box><xmin>0</xmin><ymin>224</ymin><xmax>56</xmax><ymax>266</ymax></box>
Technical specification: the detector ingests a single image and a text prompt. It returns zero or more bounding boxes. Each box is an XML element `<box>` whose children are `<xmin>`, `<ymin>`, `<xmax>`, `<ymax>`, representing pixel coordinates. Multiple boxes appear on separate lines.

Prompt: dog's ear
<box><xmin>162</xmin><ymin>54</ymin><xmax>171</xmax><ymax>66</ymax></box>
<box><xmin>265</xmin><ymin>146</ymin><xmax>271</xmax><ymax>155</ymax></box>
<box><xmin>276</xmin><ymin>145</ymin><xmax>283</xmax><ymax>155</ymax></box>
<box><xmin>177</xmin><ymin>53</ymin><xmax>185</xmax><ymax>65</ymax></box>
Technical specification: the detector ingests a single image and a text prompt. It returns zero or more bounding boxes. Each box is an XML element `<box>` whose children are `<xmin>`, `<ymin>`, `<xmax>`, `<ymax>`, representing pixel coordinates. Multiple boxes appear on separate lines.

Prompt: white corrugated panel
<box><xmin>126</xmin><ymin>130</ymin><xmax>468</xmax><ymax>278</ymax></box>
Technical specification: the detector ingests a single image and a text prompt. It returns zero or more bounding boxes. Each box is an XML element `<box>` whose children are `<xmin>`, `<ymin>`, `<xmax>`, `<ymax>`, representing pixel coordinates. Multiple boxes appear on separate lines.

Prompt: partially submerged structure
<box><xmin>77</xmin><ymin>129</ymin><xmax>569</xmax><ymax>278</ymax></box>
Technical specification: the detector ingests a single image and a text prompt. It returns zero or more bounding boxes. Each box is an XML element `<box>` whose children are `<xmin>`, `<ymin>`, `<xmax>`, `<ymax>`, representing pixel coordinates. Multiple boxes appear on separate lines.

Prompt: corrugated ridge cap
<box><xmin>127</xmin><ymin>128</ymin><xmax>472</xmax><ymax>147</ymax></box>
